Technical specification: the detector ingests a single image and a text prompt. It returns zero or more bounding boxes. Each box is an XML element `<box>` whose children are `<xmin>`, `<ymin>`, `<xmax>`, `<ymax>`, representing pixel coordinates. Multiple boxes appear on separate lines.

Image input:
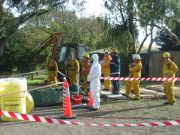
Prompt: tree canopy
<box><xmin>0</xmin><ymin>0</ymin><xmax>67</xmax><ymax>55</ymax></box>
<box><xmin>104</xmin><ymin>0</ymin><xmax>180</xmax><ymax>54</ymax></box>
<box><xmin>0</xmin><ymin>0</ymin><xmax>180</xmax><ymax>73</ymax></box>
<box><xmin>0</xmin><ymin>8</ymin><xmax>108</xmax><ymax>72</ymax></box>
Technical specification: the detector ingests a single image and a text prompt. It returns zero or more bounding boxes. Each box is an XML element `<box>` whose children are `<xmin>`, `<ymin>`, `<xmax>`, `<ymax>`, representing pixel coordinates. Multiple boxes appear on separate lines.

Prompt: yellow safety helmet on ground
<box><xmin>112</xmin><ymin>48</ymin><xmax>118</xmax><ymax>53</ymax></box>
<box><xmin>83</xmin><ymin>53</ymin><xmax>90</xmax><ymax>59</ymax></box>
<box><xmin>163</xmin><ymin>52</ymin><xmax>170</xmax><ymax>58</ymax></box>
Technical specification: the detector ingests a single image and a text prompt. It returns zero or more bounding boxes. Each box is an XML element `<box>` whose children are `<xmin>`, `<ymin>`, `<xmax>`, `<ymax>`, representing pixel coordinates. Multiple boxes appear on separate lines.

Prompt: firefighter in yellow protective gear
<box><xmin>67</xmin><ymin>54</ymin><xmax>80</xmax><ymax>85</ymax></box>
<box><xmin>102</xmin><ymin>52</ymin><xmax>112</xmax><ymax>91</ymax></box>
<box><xmin>81</xmin><ymin>53</ymin><xmax>91</xmax><ymax>91</ymax></box>
<box><xmin>162</xmin><ymin>52</ymin><xmax>178</xmax><ymax>105</ymax></box>
<box><xmin>47</xmin><ymin>56</ymin><xmax>58</xmax><ymax>85</ymax></box>
<box><xmin>124</xmin><ymin>54</ymin><xmax>142</xmax><ymax>100</ymax></box>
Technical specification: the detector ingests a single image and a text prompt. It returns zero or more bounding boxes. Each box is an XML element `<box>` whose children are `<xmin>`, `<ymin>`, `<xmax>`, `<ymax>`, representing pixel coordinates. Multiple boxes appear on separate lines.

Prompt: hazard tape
<box><xmin>0</xmin><ymin>110</ymin><xmax>180</xmax><ymax>127</ymax></box>
<box><xmin>101</xmin><ymin>77</ymin><xmax>180</xmax><ymax>81</ymax></box>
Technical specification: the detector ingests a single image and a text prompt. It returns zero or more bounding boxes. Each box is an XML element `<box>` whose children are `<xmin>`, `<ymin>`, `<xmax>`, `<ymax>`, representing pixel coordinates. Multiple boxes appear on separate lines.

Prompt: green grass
<box><xmin>27</xmin><ymin>79</ymin><xmax>45</xmax><ymax>85</ymax></box>
<box><xmin>98</xmin><ymin>99</ymin><xmax>180</xmax><ymax>123</ymax></box>
<box><xmin>27</xmin><ymin>75</ymin><xmax>47</xmax><ymax>86</ymax></box>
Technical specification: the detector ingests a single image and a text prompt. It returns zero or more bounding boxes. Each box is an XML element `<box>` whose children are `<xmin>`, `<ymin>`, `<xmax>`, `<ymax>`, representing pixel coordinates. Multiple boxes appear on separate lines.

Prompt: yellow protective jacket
<box><xmin>68</xmin><ymin>59</ymin><xmax>79</xmax><ymax>73</ymax></box>
<box><xmin>82</xmin><ymin>59</ymin><xmax>91</xmax><ymax>77</ymax></box>
<box><xmin>129</xmin><ymin>61</ymin><xmax>142</xmax><ymax>78</ymax></box>
<box><xmin>163</xmin><ymin>60</ymin><xmax>178</xmax><ymax>78</ymax></box>
<box><xmin>102</xmin><ymin>54</ymin><xmax>112</xmax><ymax>75</ymax></box>
<box><xmin>47</xmin><ymin>59</ymin><xmax>58</xmax><ymax>73</ymax></box>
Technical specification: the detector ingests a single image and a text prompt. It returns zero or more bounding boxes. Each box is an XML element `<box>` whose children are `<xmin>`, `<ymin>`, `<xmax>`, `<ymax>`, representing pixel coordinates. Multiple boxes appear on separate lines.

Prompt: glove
<box><xmin>131</xmin><ymin>63</ymin><xmax>136</xmax><ymax>67</ymax></box>
<box><xmin>82</xmin><ymin>67</ymin><xmax>85</xmax><ymax>72</ymax></box>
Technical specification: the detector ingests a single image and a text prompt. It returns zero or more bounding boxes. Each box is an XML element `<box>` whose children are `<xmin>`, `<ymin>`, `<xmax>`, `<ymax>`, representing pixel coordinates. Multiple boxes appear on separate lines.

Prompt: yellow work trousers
<box><xmin>69</xmin><ymin>72</ymin><xmax>78</xmax><ymax>85</ymax></box>
<box><xmin>81</xmin><ymin>74</ymin><xmax>88</xmax><ymax>91</ymax></box>
<box><xmin>48</xmin><ymin>71</ymin><xmax>57</xmax><ymax>85</ymax></box>
<box><xmin>104</xmin><ymin>73</ymin><xmax>111</xmax><ymax>90</ymax></box>
<box><xmin>163</xmin><ymin>81</ymin><xmax>176</xmax><ymax>103</ymax></box>
<box><xmin>125</xmin><ymin>80</ymin><xmax>141</xmax><ymax>99</ymax></box>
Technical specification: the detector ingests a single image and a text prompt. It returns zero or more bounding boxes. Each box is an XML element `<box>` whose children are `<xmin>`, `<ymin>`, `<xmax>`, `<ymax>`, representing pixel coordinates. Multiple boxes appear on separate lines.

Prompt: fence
<box><xmin>120</xmin><ymin>51</ymin><xmax>180</xmax><ymax>77</ymax></box>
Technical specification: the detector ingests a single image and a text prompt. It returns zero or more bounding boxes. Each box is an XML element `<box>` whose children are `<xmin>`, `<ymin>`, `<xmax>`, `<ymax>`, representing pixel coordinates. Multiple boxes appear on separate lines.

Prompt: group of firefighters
<box><xmin>46</xmin><ymin>49</ymin><xmax>178</xmax><ymax>111</ymax></box>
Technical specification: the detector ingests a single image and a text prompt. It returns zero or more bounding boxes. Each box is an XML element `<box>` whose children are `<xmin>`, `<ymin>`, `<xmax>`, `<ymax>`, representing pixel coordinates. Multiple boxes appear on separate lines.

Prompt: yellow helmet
<box><xmin>112</xmin><ymin>48</ymin><xmax>118</xmax><ymax>53</ymax></box>
<box><xmin>83</xmin><ymin>53</ymin><xmax>90</xmax><ymax>59</ymax></box>
<box><xmin>163</xmin><ymin>52</ymin><xmax>170</xmax><ymax>58</ymax></box>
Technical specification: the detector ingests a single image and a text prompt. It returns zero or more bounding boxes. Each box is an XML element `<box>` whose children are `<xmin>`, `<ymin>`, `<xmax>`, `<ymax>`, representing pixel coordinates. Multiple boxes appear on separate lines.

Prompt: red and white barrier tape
<box><xmin>0</xmin><ymin>110</ymin><xmax>180</xmax><ymax>127</ymax></box>
<box><xmin>101</xmin><ymin>77</ymin><xmax>180</xmax><ymax>81</ymax></box>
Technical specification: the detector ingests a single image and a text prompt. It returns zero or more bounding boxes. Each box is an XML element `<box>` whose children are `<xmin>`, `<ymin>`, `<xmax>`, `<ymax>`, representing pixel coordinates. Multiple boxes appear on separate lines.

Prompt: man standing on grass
<box><xmin>110</xmin><ymin>48</ymin><xmax>120</xmax><ymax>94</ymax></box>
<box><xmin>162</xmin><ymin>52</ymin><xmax>178</xmax><ymax>105</ymax></box>
<box><xmin>102</xmin><ymin>51</ymin><xmax>112</xmax><ymax>91</ymax></box>
<box><xmin>123</xmin><ymin>54</ymin><xmax>142</xmax><ymax>100</ymax></box>
<box><xmin>47</xmin><ymin>56</ymin><xmax>58</xmax><ymax>85</ymax></box>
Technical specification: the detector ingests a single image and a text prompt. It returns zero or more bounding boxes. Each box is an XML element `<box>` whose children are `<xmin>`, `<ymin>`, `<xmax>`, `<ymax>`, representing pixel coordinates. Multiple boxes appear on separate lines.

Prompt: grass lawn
<box><xmin>27</xmin><ymin>74</ymin><xmax>47</xmax><ymax>86</ymax></box>
<box><xmin>78</xmin><ymin>81</ymin><xmax>180</xmax><ymax>124</ymax></box>
<box><xmin>77</xmin><ymin>98</ymin><xmax>180</xmax><ymax>124</ymax></box>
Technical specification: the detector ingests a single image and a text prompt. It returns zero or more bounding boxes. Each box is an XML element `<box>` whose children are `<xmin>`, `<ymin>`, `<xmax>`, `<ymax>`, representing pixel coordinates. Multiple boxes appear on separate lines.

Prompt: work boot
<box><xmin>112</xmin><ymin>90</ymin><xmax>119</xmax><ymax>95</ymax></box>
<box><xmin>112</xmin><ymin>92</ymin><xmax>119</xmax><ymax>95</ymax></box>
<box><xmin>122</xmin><ymin>93</ymin><xmax>129</xmax><ymax>98</ymax></box>
<box><xmin>170</xmin><ymin>101</ymin><xmax>175</xmax><ymax>105</ymax></box>
<box><xmin>163</xmin><ymin>102</ymin><xmax>170</xmax><ymax>105</ymax></box>
<box><xmin>133</xmin><ymin>98</ymin><xmax>140</xmax><ymax>100</ymax></box>
<box><xmin>89</xmin><ymin>108</ymin><xmax>98</xmax><ymax>111</ymax></box>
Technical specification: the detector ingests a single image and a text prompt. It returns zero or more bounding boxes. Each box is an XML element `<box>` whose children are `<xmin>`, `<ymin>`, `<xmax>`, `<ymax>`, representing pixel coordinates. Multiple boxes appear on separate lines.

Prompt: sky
<box><xmin>82</xmin><ymin>0</ymin><xmax>106</xmax><ymax>17</ymax></box>
<box><xmin>66</xmin><ymin>0</ymin><xmax>107</xmax><ymax>17</ymax></box>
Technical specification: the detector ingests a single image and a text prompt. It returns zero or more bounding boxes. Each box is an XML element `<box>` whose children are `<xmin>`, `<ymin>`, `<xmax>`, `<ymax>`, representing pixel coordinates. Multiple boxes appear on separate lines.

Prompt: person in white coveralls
<box><xmin>87</xmin><ymin>54</ymin><xmax>102</xmax><ymax>111</ymax></box>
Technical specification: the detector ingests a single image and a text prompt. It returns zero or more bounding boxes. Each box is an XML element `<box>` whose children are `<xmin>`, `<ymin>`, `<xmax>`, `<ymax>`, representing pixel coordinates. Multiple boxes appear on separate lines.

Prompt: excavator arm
<box><xmin>32</xmin><ymin>32</ymin><xmax>63</xmax><ymax>61</ymax></box>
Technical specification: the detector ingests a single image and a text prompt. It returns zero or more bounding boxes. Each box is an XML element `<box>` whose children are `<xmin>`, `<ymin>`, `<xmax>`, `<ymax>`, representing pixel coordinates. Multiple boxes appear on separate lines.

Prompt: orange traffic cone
<box><xmin>88</xmin><ymin>91</ymin><xmax>93</xmax><ymax>108</ymax></box>
<box><xmin>61</xmin><ymin>78</ymin><xmax>76</xmax><ymax>119</ymax></box>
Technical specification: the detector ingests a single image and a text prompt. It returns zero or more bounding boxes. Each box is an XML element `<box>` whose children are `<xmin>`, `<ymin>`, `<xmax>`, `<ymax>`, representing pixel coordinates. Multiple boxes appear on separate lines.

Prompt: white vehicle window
<box><xmin>78</xmin><ymin>47</ymin><xmax>86</xmax><ymax>62</ymax></box>
<box><xmin>69</xmin><ymin>48</ymin><xmax>76</xmax><ymax>58</ymax></box>
<box><xmin>59</xmin><ymin>47</ymin><xmax>67</xmax><ymax>62</ymax></box>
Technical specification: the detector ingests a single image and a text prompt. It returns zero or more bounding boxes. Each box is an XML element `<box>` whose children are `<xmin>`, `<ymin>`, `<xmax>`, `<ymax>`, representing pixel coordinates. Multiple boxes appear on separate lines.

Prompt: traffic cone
<box><xmin>88</xmin><ymin>91</ymin><xmax>93</xmax><ymax>108</ymax></box>
<box><xmin>60</xmin><ymin>78</ymin><xmax>76</xmax><ymax>119</ymax></box>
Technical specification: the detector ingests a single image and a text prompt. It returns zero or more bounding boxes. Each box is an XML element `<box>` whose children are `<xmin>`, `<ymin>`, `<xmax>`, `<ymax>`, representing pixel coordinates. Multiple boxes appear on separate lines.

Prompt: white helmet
<box><xmin>132</xmin><ymin>54</ymin><xmax>142</xmax><ymax>60</ymax></box>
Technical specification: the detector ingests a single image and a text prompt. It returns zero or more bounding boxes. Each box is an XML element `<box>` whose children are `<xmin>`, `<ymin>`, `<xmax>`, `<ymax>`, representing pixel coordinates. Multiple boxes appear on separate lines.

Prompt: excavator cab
<box><xmin>58</xmin><ymin>43</ymin><xmax>86</xmax><ymax>77</ymax></box>
<box><xmin>31</xmin><ymin>32</ymin><xmax>87</xmax><ymax>80</ymax></box>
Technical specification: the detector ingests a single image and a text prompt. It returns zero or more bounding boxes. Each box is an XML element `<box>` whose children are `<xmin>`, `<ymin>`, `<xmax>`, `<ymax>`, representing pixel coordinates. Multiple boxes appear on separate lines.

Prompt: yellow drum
<box><xmin>0</xmin><ymin>78</ymin><xmax>27</xmax><ymax>121</ymax></box>
<box><xmin>26</xmin><ymin>92</ymin><xmax>34</xmax><ymax>114</ymax></box>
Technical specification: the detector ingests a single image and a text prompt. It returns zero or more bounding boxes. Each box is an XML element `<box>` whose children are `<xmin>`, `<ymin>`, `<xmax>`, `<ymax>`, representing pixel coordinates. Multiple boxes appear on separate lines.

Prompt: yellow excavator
<box><xmin>31</xmin><ymin>32</ymin><xmax>86</xmax><ymax>79</ymax></box>
<box><xmin>32</xmin><ymin>32</ymin><xmax>63</xmax><ymax>62</ymax></box>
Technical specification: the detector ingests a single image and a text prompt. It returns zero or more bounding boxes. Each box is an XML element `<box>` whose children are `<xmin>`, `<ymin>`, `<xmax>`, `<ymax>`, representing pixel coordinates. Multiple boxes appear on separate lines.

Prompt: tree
<box><xmin>104</xmin><ymin>0</ymin><xmax>137</xmax><ymax>53</ymax></box>
<box><xmin>0</xmin><ymin>8</ymin><xmax>109</xmax><ymax>72</ymax></box>
<box><xmin>104</xmin><ymin>0</ymin><xmax>180</xmax><ymax>54</ymax></box>
<box><xmin>136</xmin><ymin>0</ymin><xmax>180</xmax><ymax>53</ymax></box>
<box><xmin>30</xmin><ymin>10</ymin><xmax>105</xmax><ymax>50</ymax></box>
<box><xmin>0</xmin><ymin>24</ymin><xmax>49</xmax><ymax>72</ymax></box>
<box><xmin>0</xmin><ymin>0</ymin><xmax>67</xmax><ymax>55</ymax></box>
<box><xmin>156</xmin><ymin>21</ymin><xmax>180</xmax><ymax>51</ymax></box>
